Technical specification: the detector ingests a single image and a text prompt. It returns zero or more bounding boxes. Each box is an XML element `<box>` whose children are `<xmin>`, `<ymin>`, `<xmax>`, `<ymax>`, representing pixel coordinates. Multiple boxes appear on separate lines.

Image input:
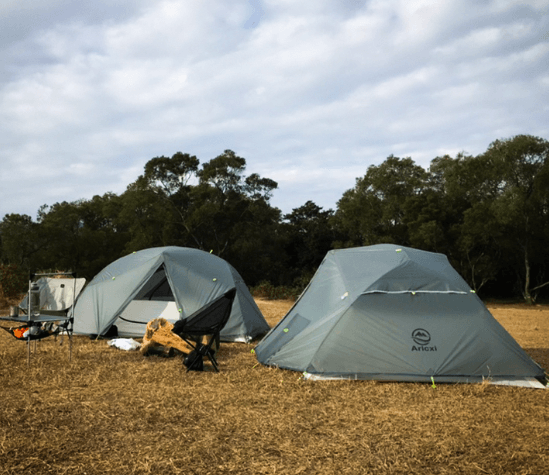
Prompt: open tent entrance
<box><xmin>135</xmin><ymin>265</ymin><xmax>173</xmax><ymax>301</ymax></box>
<box><xmin>115</xmin><ymin>265</ymin><xmax>181</xmax><ymax>337</ymax></box>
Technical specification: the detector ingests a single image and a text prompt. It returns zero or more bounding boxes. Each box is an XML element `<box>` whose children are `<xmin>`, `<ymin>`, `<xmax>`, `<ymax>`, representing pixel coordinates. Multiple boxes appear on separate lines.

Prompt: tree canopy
<box><xmin>1</xmin><ymin>136</ymin><xmax>548</xmax><ymax>303</ymax></box>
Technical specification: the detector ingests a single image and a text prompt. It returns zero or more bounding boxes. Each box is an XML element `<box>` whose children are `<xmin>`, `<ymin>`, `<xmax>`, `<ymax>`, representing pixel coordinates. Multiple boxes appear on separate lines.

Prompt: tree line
<box><xmin>1</xmin><ymin>135</ymin><xmax>548</xmax><ymax>303</ymax></box>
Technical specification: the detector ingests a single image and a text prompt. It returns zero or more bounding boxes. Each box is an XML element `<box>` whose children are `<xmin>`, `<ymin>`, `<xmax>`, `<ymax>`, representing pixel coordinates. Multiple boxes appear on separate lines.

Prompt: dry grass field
<box><xmin>0</xmin><ymin>298</ymin><xmax>548</xmax><ymax>475</ymax></box>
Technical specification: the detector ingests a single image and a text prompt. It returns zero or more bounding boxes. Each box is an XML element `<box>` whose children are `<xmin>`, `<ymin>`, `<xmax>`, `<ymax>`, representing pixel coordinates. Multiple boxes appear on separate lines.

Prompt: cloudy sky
<box><xmin>1</xmin><ymin>0</ymin><xmax>548</xmax><ymax>220</ymax></box>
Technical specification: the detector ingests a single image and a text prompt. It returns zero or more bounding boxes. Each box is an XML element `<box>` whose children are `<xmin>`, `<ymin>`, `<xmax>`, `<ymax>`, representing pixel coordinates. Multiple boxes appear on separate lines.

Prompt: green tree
<box><xmin>118</xmin><ymin>181</ymin><xmax>175</xmax><ymax>251</ymax></box>
<box><xmin>334</xmin><ymin>156</ymin><xmax>429</xmax><ymax>247</ymax></box>
<box><xmin>128</xmin><ymin>152</ymin><xmax>202</xmax><ymax>249</ymax></box>
<box><xmin>472</xmin><ymin>135</ymin><xmax>549</xmax><ymax>303</ymax></box>
<box><xmin>36</xmin><ymin>194</ymin><xmax>129</xmax><ymax>279</ymax></box>
<box><xmin>227</xmin><ymin>199</ymin><xmax>285</xmax><ymax>286</ymax></box>
<box><xmin>282</xmin><ymin>201</ymin><xmax>337</xmax><ymax>284</ymax></box>
<box><xmin>127</xmin><ymin>150</ymin><xmax>282</xmax><ymax>285</ymax></box>
<box><xmin>192</xmin><ymin>150</ymin><xmax>279</xmax><ymax>257</ymax></box>
<box><xmin>0</xmin><ymin>213</ymin><xmax>43</xmax><ymax>269</ymax></box>
<box><xmin>426</xmin><ymin>153</ymin><xmax>500</xmax><ymax>292</ymax></box>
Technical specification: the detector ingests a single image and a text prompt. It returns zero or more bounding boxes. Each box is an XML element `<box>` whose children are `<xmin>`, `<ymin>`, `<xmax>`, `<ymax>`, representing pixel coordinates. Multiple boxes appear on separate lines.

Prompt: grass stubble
<box><xmin>0</xmin><ymin>298</ymin><xmax>548</xmax><ymax>474</ymax></box>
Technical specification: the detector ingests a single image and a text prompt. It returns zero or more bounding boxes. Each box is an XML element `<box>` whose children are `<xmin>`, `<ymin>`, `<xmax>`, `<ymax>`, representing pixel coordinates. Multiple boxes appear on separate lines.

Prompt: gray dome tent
<box><xmin>255</xmin><ymin>244</ymin><xmax>546</xmax><ymax>387</ymax></box>
<box><xmin>72</xmin><ymin>247</ymin><xmax>269</xmax><ymax>342</ymax></box>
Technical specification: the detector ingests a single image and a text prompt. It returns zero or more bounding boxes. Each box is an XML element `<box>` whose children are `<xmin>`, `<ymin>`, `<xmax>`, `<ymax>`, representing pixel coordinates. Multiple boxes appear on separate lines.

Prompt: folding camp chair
<box><xmin>171</xmin><ymin>288</ymin><xmax>236</xmax><ymax>372</ymax></box>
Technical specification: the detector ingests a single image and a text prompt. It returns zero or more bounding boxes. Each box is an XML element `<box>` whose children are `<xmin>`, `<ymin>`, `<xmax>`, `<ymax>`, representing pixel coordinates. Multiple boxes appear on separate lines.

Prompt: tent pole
<box><xmin>27</xmin><ymin>279</ymin><xmax>31</xmax><ymax>368</ymax></box>
<box><xmin>69</xmin><ymin>273</ymin><xmax>76</xmax><ymax>362</ymax></box>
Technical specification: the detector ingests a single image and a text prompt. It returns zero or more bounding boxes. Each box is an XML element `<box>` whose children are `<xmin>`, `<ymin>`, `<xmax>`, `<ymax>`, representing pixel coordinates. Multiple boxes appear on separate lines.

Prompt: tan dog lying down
<box><xmin>140</xmin><ymin>318</ymin><xmax>218</xmax><ymax>357</ymax></box>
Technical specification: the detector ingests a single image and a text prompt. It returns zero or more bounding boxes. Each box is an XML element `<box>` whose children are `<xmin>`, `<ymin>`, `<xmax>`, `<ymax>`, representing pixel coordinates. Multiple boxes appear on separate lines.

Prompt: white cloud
<box><xmin>1</xmin><ymin>0</ymin><xmax>548</xmax><ymax>220</ymax></box>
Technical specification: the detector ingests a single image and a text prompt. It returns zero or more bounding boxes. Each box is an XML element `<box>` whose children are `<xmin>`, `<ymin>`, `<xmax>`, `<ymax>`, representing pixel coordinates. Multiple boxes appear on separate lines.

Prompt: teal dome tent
<box><xmin>255</xmin><ymin>244</ymin><xmax>546</xmax><ymax>388</ymax></box>
<box><xmin>72</xmin><ymin>247</ymin><xmax>269</xmax><ymax>342</ymax></box>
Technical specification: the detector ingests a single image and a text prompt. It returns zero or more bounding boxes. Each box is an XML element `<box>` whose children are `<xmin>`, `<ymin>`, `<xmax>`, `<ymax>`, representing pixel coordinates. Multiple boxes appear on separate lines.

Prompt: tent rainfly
<box><xmin>72</xmin><ymin>247</ymin><xmax>269</xmax><ymax>342</ymax></box>
<box><xmin>255</xmin><ymin>244</ymin><xmax>547</xmax><ymax>388</ymax></box>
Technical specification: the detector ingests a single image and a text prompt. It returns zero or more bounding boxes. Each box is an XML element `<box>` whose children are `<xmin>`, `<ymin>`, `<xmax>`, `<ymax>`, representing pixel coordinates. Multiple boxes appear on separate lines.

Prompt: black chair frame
<box><xmin>171</xmin><ymin>288</ymin><xmax>236</xmax><ymax>372</ymax></box>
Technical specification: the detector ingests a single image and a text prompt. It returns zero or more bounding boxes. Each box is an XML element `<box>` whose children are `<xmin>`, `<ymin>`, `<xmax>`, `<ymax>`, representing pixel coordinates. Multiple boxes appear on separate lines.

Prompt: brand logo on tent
<box><xmin>412</xmin><ymin>328</ymin><xmax>431</xmax><ymax>345</ymax></box>
<box><xmin>411</xmin><ymin>328</ymin><xmax>437</xmax><ymax>352</ymax></box>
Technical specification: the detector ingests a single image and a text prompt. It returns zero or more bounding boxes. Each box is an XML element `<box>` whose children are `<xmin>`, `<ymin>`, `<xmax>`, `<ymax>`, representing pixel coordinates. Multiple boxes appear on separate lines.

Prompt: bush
<box><xmin>251</xmin><ymin>281</ymin><xmax>302</xmax><ymax>301</ymax></box>
<box><xmin>0</xmin><ymin>264</ymin><xmax>27</xmax><ymax>299</ymax></box>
